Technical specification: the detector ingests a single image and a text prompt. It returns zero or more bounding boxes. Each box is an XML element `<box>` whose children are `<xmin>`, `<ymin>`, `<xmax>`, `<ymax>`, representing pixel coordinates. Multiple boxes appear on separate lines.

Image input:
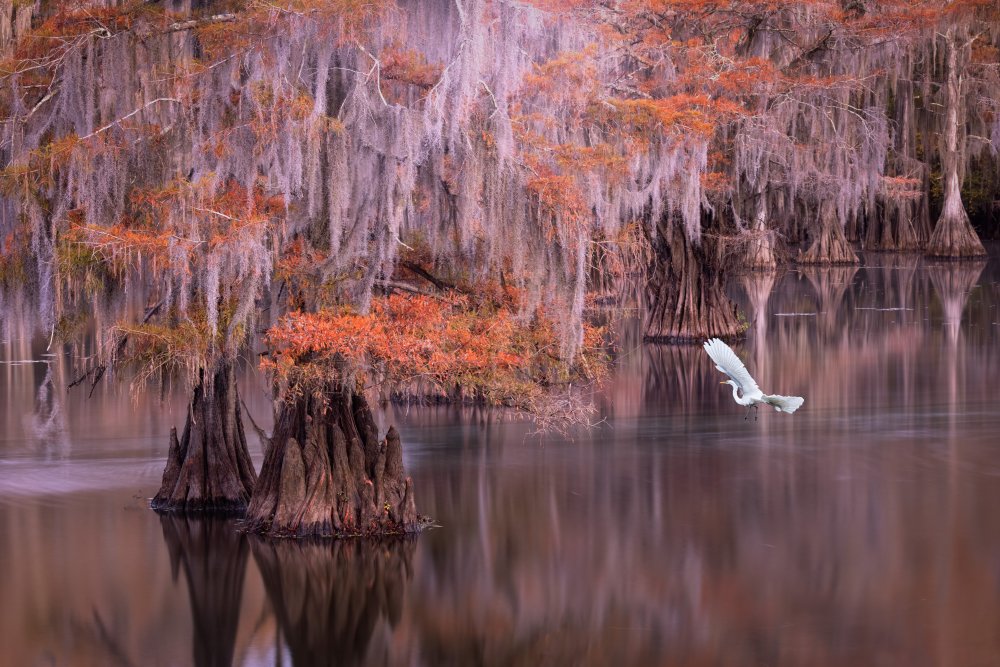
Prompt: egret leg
<box><xmin>744</xmin><ymin>406</ymin><xmax>752</xmax><ymax>421</ymax></box>
<box><xmin>754</xmin><ymin>404</ymin><xmax>759</xmax><ymax>421</ymax></box>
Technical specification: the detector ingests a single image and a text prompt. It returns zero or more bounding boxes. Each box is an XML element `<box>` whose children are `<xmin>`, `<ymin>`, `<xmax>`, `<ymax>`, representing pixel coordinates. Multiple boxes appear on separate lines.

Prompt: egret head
<box><xmin>720</xmin><ymin>380</ymin><xmax>737</xmax><ymax>388</ymax></box>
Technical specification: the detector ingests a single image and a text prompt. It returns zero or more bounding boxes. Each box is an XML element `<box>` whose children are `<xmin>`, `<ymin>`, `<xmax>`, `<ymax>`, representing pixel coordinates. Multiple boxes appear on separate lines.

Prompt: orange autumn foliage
<box><xmin>525</xmin><ymin>170</ymin><xmax>590</xmax><ymax>237</ymax></box>
<box><xmin>380</xmin><ymin>42</ymin><xmax>443</xmax><ymax>90</ymax></box>
<box><xmin>265</xmin><ymin>292</ymin><xmax>608</xmax><ymax>421</ymax></box>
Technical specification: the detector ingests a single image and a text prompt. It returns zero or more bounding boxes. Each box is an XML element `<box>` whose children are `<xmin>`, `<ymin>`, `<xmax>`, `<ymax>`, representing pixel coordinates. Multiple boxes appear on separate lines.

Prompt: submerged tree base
<box><xmin>798</xmin><ymin>201</ymin><xmax>860</xmax><ymax>265</ymax></box>
<box><xmin>245</xmin><ymin>387</ymin><xmax>419</xmax><ymax>538</ymax></box>
<box><xmin>152</xmin><ymin>363</ymin><xmax>257</xmax><ymax>513</ymax></box>
<box><xmin>743</xmin><ymin>198</ymin><xmax>780</xmax><ymax>271</ymax></box>
<box><xmin>864</xmin><ymin>201</ymin><xmax>927</xmax><ymax>252</ymax></box>
<box><xmin>744</xmin><ymin>232</ymin><xmax>779</xmax><ymax>271</ymax></box>
<box><xmin>644</xmin><ymin>220</ymin><xmax>745</xmax><ymax>344</ymax></box>
<box><xmin>925</xmin><ymin>210</ymin><xmax>986</xmax><ymax>259</ymax></box>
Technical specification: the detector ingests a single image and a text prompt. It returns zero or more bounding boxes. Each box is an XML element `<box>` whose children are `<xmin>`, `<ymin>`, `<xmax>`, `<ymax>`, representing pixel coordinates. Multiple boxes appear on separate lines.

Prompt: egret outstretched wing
<box><xmin>703</xmin><ymin>338</ymin><xmax>761</xmax><ymax>396</ymax></box>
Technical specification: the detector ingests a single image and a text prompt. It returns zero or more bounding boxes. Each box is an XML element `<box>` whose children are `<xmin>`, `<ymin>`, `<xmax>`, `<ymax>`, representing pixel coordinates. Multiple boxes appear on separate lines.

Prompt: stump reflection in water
<box><xmin>159</xmin><ymin>515</ymin><xmax>249</xmax><ymax>667</ymax></box>
<box><xmin>250</xmin><ymin>537</ymin><xmax>414</xmax><ymax>667</ymax></box>
<box><xmin>4</xmin><ymin>256</ymin><xmax>1000</xmax><ymax>666</ymax></box>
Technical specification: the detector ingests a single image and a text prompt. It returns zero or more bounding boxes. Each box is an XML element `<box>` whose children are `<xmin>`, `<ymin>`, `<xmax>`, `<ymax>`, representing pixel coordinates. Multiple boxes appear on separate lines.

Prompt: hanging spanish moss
<box><xmin>1</xmin><ymin>0</ymin><xmax>999</xmax><ymax>527</ymax></box>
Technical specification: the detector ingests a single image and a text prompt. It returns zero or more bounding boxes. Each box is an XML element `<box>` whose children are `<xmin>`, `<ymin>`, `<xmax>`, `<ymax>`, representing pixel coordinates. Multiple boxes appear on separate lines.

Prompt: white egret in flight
<box><xmin>703</xmin><ymin>338</ymin><xmax>804</xmax><ymax>420</ymax></box>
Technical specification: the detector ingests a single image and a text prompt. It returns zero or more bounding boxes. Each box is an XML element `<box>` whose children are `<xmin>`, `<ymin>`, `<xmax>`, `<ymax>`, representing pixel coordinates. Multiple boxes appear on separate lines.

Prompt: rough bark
<box><xmin>798</xmin><ymin>200</ymin><xmax>859</xmax><ymax>264</ymax></box>
<box><xmin>244</xmin><ymin>387</ymin><xmax>419</xmax><ymax>538</ymax></box>
<box><xmin>866</xmin><ymin>76</ymin><xmax>930</xmax><ymax>252</ymax></box>
<box><xmin>926</xmin><ymin>163</ymin><xmax>987</xmax><ymax>258</ymax></box>
<box><xmin>0</xmin><ymin>0</ymin><xmax>33</xmax><ymax>55</ymax></box>
<box><xmin>159</xmin><ymin>515</ymin><xmax>248</xmax><ymax>667</ymax></box>
<box><xmin>152</xmin><ymin>363</ymin><xmax>257</xmax><ymax>513</ymax></box>
<box><xmin>644</xmin><ymin>220</ymin><xmax>744</xmax><ymax>343</ymax></box>
<box><xmin>865</xmin><ymin>199</ymin><xmax>926</xmax><ymax>251</ymax></box>
<box><xmin>926</xmin><ymin>27</ymin><xmax>986</xmax><ymax>259</ymax></box>
<box><xmin>250</xmin><ymin>536</ymin><xmax>414</xmax><ymax>666</ymax></box>
<box><xmin>844</xmin><ymin>209</ymin><xmax>862</xmax><ymax>243</ymax></box>
<box><xmin>743</xmin><ymin>195</ymin><xmax>779</xmax><ymax>270</ymax></box>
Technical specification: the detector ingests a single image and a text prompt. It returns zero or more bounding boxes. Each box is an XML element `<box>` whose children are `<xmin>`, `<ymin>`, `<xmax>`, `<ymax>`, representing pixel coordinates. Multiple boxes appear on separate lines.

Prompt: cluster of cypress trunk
<box><xmin>644</xmin><ymin>217</ymin><xmax>744</xmax><ymax>344</ymax></box>
<box><xmin>153</xmin><ymin>366</ymin><xmax>420</xmax><ymax>540</ymax></box>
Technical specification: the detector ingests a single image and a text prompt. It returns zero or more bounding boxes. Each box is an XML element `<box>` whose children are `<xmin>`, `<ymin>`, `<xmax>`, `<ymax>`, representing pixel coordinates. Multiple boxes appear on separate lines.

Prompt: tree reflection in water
<box><xmin>395</xmin><ymin>254</ymin><xmax>1000</xmax><ymax>666</ymax></box>
<box><xmin>159</xmin><ymin>516</ymin><xmax>249</xmax><ymax>667</ymax></box>
<box><xmin>29</xmin><ymin>364</ymin><xmax>70</xmax><ymax>459</ymax></box>
<box><xmin>3</xmin><ymin>257</ymin><xmax>1000</xmax><ymax>666</ymax></box>
<box><xmin>250</xmin><ymin>537</ymin><xmax>414</xmax><ymax>667</ymax></box>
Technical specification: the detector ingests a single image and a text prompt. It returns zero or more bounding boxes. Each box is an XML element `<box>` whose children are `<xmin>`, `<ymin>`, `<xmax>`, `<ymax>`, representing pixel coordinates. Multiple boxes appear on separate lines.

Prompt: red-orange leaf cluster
<box><xmin>265</xmin><ymin>292</ymin><xmax>608</xmax><ymax>419</ymax></box>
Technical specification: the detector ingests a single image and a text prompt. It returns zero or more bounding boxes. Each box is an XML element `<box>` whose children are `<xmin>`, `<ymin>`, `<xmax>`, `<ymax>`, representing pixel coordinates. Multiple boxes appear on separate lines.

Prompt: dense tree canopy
<box><xmin>1</xmin><ymin>0</ymin><xmax>998</xmax><ymax>528</ymax></box>
<box><xmin>2</xmin><ymin>0</ymin><xmax>998</xmax><ymax>347</ymax></box>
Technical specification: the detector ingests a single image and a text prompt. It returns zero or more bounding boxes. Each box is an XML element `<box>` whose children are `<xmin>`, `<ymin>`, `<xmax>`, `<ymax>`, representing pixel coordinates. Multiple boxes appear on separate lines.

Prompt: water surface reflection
<box><xmin>160</xmin><ymin>516</ymin><xmax>249</xmax><ymax>667</ymax></box>
<box><xmin>251</xmin><ymin>538</ymin><xmax>413</xmax><ymax>666</ymax></box>
<box><xmin>1</xmin><ymin>252</ymin><xmax>1000</xmax><ymax>665</ymax></box>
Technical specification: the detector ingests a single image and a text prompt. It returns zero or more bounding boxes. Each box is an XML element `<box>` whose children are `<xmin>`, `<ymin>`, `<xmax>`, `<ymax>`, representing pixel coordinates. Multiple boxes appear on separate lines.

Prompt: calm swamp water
<box><xmin>2</xmin><ymin>252</ymin><xmax>1000</xmax><ymax>666</ymax></box>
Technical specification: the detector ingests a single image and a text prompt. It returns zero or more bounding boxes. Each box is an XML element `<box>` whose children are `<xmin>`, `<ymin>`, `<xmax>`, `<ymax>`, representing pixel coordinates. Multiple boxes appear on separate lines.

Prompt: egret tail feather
<box><xmin>764</xmin><ymin>394</ymin><xmax>804</xmax><ymax>414</ymax></box>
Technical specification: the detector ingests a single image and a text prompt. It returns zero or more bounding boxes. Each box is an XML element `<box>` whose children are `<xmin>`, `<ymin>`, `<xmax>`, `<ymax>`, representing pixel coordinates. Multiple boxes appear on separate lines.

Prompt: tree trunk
<box><xmin>798</xmin><ymin>200</ymin><xmax>859</xmax><ymax>264</ymax></box>
<box><xmin>244</xmin><ymin>386</ymin><xmax>419</xmax><ymax>538</ymax></box>
<box><xmin>152</xmin><ymin>363</ymin><xmax>257</xmax><ymax>513</ymax></box>
<box><xmin>926</xmin><ymin>27</ymin><xmax>986</xmax><ymax>259</ymax></box>
<box><xmin>0</xmin><ymin>0</ymin><xmax>33</xmax><ymax>56</ymax></box>
<box><xmin>865</xmin><ymin>76</ymin><xmax>929</xmax><ymax>252</ymax></box>
<box><xmin>159</xmin><ymin>515</ymin><xmax>248</xmax><ymax>667</ymax></box>
<box><xmin>744</xmin><ymin>195</ymin><xmax>778</xmax><ymax>271</ymax></box>
<box><xmin>644</xmin><ymin>220</ymin><xmax>744</xmax><ymax>343</ymax></box>
<box><xmin>844</xmin><ymin>208</ymin><xmax>862</xmax><ymax>243</ymax></box>
<box><xmin>250</xmin><ymin>537</ymin><xmax>414</xmax><ymax>665</ymax></box>
<box><xmin>865</xmin><ymin>199</ymin><xmax>925</xmax><ymax>251</ymax></box>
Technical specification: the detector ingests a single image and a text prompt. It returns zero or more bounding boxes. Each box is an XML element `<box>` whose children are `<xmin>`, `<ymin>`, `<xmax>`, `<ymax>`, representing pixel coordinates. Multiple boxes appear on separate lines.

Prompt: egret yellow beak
<box><xmin>720</xmin><ymin>381</ymin><xmax>727</xmax><ymax>384</ymax></box>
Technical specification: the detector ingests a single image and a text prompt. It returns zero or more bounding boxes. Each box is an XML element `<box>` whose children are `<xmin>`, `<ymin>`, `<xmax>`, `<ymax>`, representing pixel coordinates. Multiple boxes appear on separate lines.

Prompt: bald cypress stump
<box><xmin>152</xmin><ymin>363</ymin><xmax>257</xmax><ymax>513</ymax></box>
<box><xmin>244</xmin><ymin>386</ymin><xmax>418</xmax><ymax>538</ymax></box>
<box><xmin>865</xmin><ymin>199</ymin><xmax>927</xmax><ymax>252</ymax></box>
<box><xmin>744</xmin><ymin>196</ymin><xmax>779</xmax><ymax>271</ymax></box>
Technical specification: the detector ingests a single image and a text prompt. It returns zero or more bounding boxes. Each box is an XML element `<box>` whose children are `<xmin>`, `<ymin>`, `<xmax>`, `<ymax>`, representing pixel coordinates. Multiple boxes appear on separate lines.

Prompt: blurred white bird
<box><xmin>703</xmin><ymin>338</ymin><xmax>804</xmax><ymax>420</ymax></box>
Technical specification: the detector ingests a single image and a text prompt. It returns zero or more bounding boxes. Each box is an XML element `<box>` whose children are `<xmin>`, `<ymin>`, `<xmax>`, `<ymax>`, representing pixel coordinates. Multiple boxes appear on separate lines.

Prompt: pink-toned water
<box><xmin>2</xmin><ymin>254</ymin><xmax>999</xmax><ymax>666</ymax></box>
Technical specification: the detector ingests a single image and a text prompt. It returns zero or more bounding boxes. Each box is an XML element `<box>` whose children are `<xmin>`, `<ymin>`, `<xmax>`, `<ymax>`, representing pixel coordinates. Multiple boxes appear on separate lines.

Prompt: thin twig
<box><xmin>80</xmin><ymin>98</ymin><xmax>181</xmax><ymax>141</ymax></box>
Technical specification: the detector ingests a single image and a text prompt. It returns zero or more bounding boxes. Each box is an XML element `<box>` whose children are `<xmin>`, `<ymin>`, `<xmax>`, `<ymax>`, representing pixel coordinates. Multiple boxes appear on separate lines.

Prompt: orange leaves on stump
<box><xmin>265</xmin><ymin>292</ymin><xmax>608</xmax><ymax>413</ymax></box>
